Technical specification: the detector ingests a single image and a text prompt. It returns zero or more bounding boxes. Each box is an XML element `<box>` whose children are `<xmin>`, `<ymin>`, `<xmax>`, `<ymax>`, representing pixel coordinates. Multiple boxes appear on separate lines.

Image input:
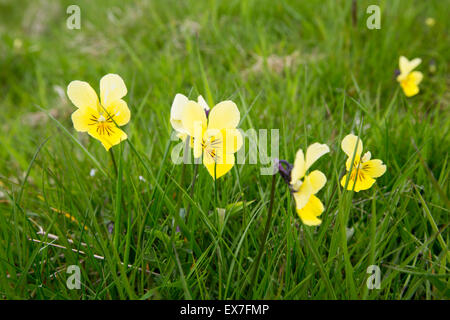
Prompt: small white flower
<box><xmin>89</xmin><ymin>168</ymin><xmax>97</xmax><ymax>177</ymax></box>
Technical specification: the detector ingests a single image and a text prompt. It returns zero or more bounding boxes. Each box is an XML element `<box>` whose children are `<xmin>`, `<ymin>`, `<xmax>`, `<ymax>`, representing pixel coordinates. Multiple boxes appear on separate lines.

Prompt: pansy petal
<box><xmin>296</xmin><ymin>195</ymin><xmax>324</xmax><ymax>226</ymax></box>
<box><xmin>341</xmin><ymin>134</ymin><xmax>363</xmax><ymax>159</ymax></box>
<box><xmin>204</xmin><ymin>152</ymin><xmax>235</xmax><ymax>180</ymax></box>
<box><xmin>308</xmin><ymin>170</ymin><xmax>327</xmax><ymax>194</ymax></box>
<box><xmin>410</xmin><ymin>71</ymin><xmax>423</xmax><ymax>85</ymax></box>
<box><xmin>100</xmin><ymin>74</ymin><xmax>127</xmax><ymax>107</ymax></box>
<box><xmin>362</xmin><ymin>159</ymin><xmax>386</xmax><ymax>178</ymax></box>
<box><xmin>305</xmin><ymin>143</ymin><xmax>330</xmax><ymax>172</ymax></box>
<box><xmin>88</xmin><ymin>125</ymin><xmax>127</xmax><ymax>151</ymax></box>
<box><xmin>361</xmin><ymin>151</ymin><xmax>372</xmax><ymax>163</ymax></box>
<box><xmin>399</xmin><ymin>56</ymin><xmax>421</xmax><ymax>75</ymax></box>
<box><xmin>293</xmin><ymin>179</ymin><xmax>313</xmax><ymax>210</ymax></box>
<box><xmin>401</xmin><ymin>79</ymin><xmax>420</xmax><ymax>97</ymax></box>
<box><xmin>181</xmin><ymin>101</ymin><xmax>207</xmax><ymax>137</ymax></box>
<box><xmin>170</xmin><ymin>94</ymin><xmax>189</xmax><ymax>132</ymax></box>
<box><xmin>207</xmin><ymin>100</ymin><xmax>240</xmax><ymax>130</ymax></box>
<box><xmin>198</xmin><ymin>95</ymin><xmax>210</xmax><ymax>111</ymax></box>
<box><xmin>67</xmin><ymin>81</ymin><xmax>99</xmax><ymax>109</ymax></box>
<box><xmin>340</xmin><ymin>173</ymin><xmax>376</xmax><ymax>192</ymax></box>
<box><xmin>290</xmin><ymin>148</ymin><xmax>305</xmax><ymax>185</ymax></box>
<box><xmin>106</xmin><ymin>99</ymin><xmax>130</xmax><ymax>126</ymax></box>
<box><xmin>71</xmin><ymin>107</ymin><xmax>98</xmax><ymax>132</ymax></box>
<box><xmin>223</xmin><ymin>128</ymin><xmax>243</xmax><ymax>154</ymax></box>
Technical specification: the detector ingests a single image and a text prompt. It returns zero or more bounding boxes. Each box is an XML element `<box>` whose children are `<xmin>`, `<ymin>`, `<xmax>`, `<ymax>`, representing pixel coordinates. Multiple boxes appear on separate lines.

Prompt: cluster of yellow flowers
<box><xmin>277</xmin><ymin>136</ymin><xmax>386</xmax><ymax>226</ymax></box>
<box><xmin>66</xmin><ymin>55</ymin><xmax>423</xmax><ymax>227</ymax></box>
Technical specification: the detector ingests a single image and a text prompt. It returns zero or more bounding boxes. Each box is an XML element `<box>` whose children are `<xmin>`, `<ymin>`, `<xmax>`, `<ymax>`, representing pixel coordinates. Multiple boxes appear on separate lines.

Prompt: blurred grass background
<box><xmin>0</xmin><ymin>0</ymin><xmax>448</xmax><ymax>299</ymax></box>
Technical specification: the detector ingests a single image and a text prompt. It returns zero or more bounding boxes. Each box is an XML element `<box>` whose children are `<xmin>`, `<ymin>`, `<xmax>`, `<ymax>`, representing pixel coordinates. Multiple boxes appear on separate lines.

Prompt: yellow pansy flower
<box><xmin>396</xmin><ymin>56</ymin><xmax>423</xmax><ymax>97</ymax></box>
<box><xmin>170</xmin><ymin>93</ymin><xmax>209</xmax><ymax>141</ymax></box>
<box><xmin>279</xmin><ymin>143</ymin><xmax>329</xmax><ymax>226</ymax></box>
<box><xmin>425</xmin><ymin>17</ymin><xmax>435</xmax><ymax>27</ymax></box>
<box><xmin>178</xmin><ymin>99</ymin><xmax>243</xmax><ymax>179</ymax></box>
<box><xmin>67</xmin><ymin>74</ymin><xmax>130</xmax><ymax>151</ymax></box>
<box><xmin>340</xmin><ymin>134</ymin><xmax>386</xmax><ymax>192</ymax></box>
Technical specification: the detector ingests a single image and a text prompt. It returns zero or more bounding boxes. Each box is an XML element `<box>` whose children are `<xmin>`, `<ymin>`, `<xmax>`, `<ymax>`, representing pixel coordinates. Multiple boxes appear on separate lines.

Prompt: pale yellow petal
<box><xmin>107</xmin><ymin>99</ymin><xmax>130</xmax><ymax>126</ymax></box>
<box><xmin>361</xmin><ymin>151</ymin><xmax>372</xmax><ymax>163</ymax></box>
<box><xmin>305</xmin><ymin>143</ymin><xmax>330</xmax><ymax>172</ymax></box>
<box><xmin>71</xmin><ymin>107</ymin><xmax>98</xmax><ymax>132</ymax></box>
<box><xmin>296</xmin><ymin>195</ymin><xmax>324</xmax><ymax>226</ymax></box>
<box><xmin>100</xmin><ymin>74</ymin><xmax>127</xmax><ymax>107</ymax></box>
<box><xmin>362</xmin><ymin>159</ymin><xmax>386</xmax><ymax>178</ymax></box>
<box><xmin>207</xmin><ymin>100</ymin><xmax>240</xmax><ymax>130</ymax></box>
<box><xmin>410</xmin><ymin>71</ymin><xmax>423</xmax><ymax>85</ymax></box>
<box><xmin>197</xmin><ymin>95</ymin><xmax>210</xmax><ymax>111</ymax></box>
<box><xmin>67</xmin><ymin>81</ymin><xmax>99</xmax><ymax>109</ymax></box>
<box><xmin>399</xmin><ymin>56</ymin><xmax>421</xmax><ymax>76</ymax></box>
<box><xmin>341</xmin><ymin>134</ymin><xmax>363</xmax><ymax>159</ymax></box>
<box><xmin>290</xmin><ymin>148</ymin><xmax>305</xmax><ymax>185</ymax></box>
<box><xmin>308</xmin><ymin>170</ymin><xmax>327</xmax><ymax>194</ymax></box>
<box><xmin>223</xmin><ymin>128</ymin><xmax>243</xmax><ymax>154</ymax></box>
<box><xmin>293</xmin><ymin>180</ymin><xmax>313</xmax><ymax>210</ymax></box>
<box><xmin>180</xmin><ymin>101</ymin><xmax>207</xmax><ymax>137</ymax></box>
<box><xmin>170</xmin><ymin>93</ymin><xmax>189</xmax><ymax>132</ymax></box>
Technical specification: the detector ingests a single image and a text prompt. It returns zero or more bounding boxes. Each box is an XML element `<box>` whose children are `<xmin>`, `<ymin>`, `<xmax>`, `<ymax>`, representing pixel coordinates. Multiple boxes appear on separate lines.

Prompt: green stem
<box><xmin>172</xmin><ymin>137</ymin><xmax>190</xmax><ymax>240</ymax></box>
<box><xmin>185</xmin><ymin>163</ymin><xmax>199</xmax><ymax>219</ymax></box>
<box><xmin>214</xmin><ymin>163</ymin><xmax>219</xmax><ymax>209</ymax></box>
<box><xmin>338</xmin><ymin>192</ymin><xmax>357</xmax><ymax>299</ymax></box>
<box><xmin>113</xmin><ymin>147</ymin><xmax>123</xmax><ymax>252</ymax></box>
<box><xmin>249</xmin><ymin>173</ymin><xmax>277</xmax><ymax>296</ymax></box>
<box><xmin>363</xmin><ymin>188</ymin><xmax>377</xmax><ymax>300</ymax></box>
<box><xmin>109</xmin><ymin>149</ymin><xmax>118</xmax><ymax>177</ymax></box>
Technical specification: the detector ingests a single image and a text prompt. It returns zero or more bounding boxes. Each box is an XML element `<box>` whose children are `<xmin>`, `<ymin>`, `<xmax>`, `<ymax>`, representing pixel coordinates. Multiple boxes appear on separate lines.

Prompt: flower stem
<box><xmin>249</xmin><ymin>173</ymin><xmax>277</xmax><ymax>296</ymax></box>
<box><xmin>109</xmin><ymin>149</ymin><xmax>118</xmax><ymax>177</ymax></box>
<box><xmin>173</xmin><ymin>138</ymin><xmax>190</xmax><ymax>237</ymax></box>
<box><xmin>113</xmin><ymin>147</ymin><xmax>123</xmax><ymax>252</ymax></box>
<box><xmin>185</xmin><ymin>163</ymin><xmax>199</xmax><ymax>219</ymax></box>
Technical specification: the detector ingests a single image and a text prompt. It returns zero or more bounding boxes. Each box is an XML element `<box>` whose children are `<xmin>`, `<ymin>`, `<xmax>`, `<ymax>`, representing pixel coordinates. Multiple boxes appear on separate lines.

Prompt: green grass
<box><xmin>0</xmin><ymin>0</ymin><xmax>449</xmax><ymax>299</ymax></box>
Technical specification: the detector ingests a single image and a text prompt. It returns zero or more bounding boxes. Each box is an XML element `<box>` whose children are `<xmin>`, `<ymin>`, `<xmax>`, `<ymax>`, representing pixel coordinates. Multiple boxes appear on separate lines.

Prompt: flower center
<box><xmin>89</xmin><ymin>113</ymin><xmax>115</xmax><ymax>136</ymax></box>
<box><xmin>350</xmin><ymin>160</ymin><xmax>365</xmax><ymax>182</ymax></box>
<box><xmin>202</xmin><ymin>136</ymin><xmax>221</xmax><ymax>161</ymax></box>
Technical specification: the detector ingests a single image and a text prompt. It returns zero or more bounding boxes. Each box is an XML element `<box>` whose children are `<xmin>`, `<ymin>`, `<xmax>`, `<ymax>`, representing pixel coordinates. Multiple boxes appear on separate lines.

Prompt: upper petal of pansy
<box><xmin>361</xmin><ymin>151</ymin><xmax>371</xmax><ymax>163</ymax></box>
<box><xmin>107</xmin><ymin>99</ymin><xmax>130</xmax><ymax>126</ymax></box>
<box><xmin>305</xmin><ymin>143</ymin><xmax>330</xmax><ymax>173</ymax></box>
<box><xmin>180</xmin><ymin>101</ymin><xmax>207</xmax><ymax>137</ymax></box>
<box><xmin>71</xmin><ymin>107</ymin><xmax>98</xmax><ymax>132</ymax></box>
<box><xmin>362</xmin><ymin>159</ymin><xmax>386</xmax><ymax>178</ymax></box>
<box><xmin>197</xmin><ymin>95</ymin><xmax>210</xmax><ymax>111</ymax></box>
<box><xmin>67</xmin><ymin>81</ymin><xmax>99</xmax><ymax>109</ymax></box>
<box><xmin>399</xmin><ymin>56</ymin><xmax>421</xmax><ymax>76</ymax></box>
<box><xmin>100</xmin><ymin>74</ymin><xmax>127</xmax><ymax>107</ymax></box>
<box><xmin>341</xmin><ymin>134</ymin><xmax>363</xmax><ymax>159</ymax></box>
<box><xmin>170</xmin><ymin>93</ymin><xmax>189</xmax><ymax>132</ymax></box>
<box><xmin>207</xmin><ymin>100</ymin><xmax>240</xmax><ymax>130</ymax></box>
<box><xmin>290</xmin><ymin>148</ymin><xmax>305</xmax><ymax>185</ymax></box>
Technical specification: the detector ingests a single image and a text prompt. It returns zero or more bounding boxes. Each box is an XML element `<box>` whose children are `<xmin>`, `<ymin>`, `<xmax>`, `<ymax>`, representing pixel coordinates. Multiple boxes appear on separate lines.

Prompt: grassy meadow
<box><xmin>0</xmin><ymin>0</ymin><xmax>449</xmax><ymax>299</ymax></box>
